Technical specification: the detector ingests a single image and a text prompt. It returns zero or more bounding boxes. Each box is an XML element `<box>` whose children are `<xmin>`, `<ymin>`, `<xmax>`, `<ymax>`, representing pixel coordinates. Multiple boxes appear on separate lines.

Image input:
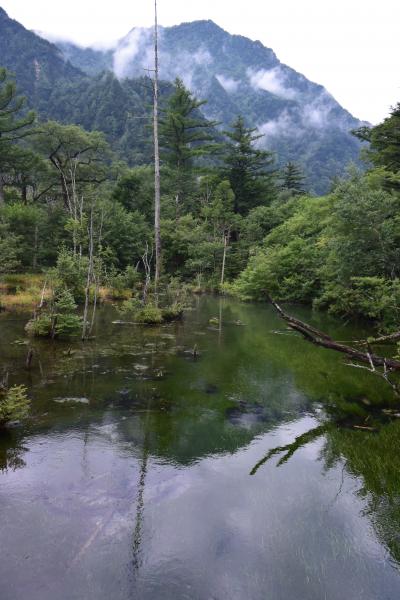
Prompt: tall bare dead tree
<box><xmin>153</xmin><ymin>0</ymin><xmax>161</xmax><ymax>301</ymax></box>
<box><xmin>82</xmin><ymin>207</ymin><xmax>94</xmax><ymax>341</ymax></box>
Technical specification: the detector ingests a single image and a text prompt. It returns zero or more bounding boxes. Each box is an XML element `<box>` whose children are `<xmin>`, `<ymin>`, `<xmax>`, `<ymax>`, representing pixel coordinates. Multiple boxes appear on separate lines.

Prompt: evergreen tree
<box><xmin>0</xmin><ymin>68</ymin><xmax>35</xmax><ymax>203</ymax></box>
<box><xmin>160</xmin><ymin>78</ymin><xmax>219</xmax><ymax>213</ymax></box>
<box><xmin>223</xmin><ymin>116</ymin><xmax>276</xmax><ymax>215</ymax></box>
<box><xmin>281</xmin><ymin>162</ymin><xmax>307</xmax><ymax>196</ymax></box>
<box><xmin>353</xmin><ymin>103</ymin><xmax>400</xmax><ymax>191</ymax></box>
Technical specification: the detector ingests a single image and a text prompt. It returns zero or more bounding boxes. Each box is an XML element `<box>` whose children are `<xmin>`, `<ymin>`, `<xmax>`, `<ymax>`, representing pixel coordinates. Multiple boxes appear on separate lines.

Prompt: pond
<box><xmin>1</xmin><ymin>296</ymin><xmax>400</xmax><ymax>600</ymax></box>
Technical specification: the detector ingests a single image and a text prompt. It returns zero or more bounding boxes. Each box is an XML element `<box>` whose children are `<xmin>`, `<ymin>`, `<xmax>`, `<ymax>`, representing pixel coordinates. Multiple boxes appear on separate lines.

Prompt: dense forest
<box><xmin>1</xmin><ymin>60</ymin><xmax>399</xmax><ymax>336</ymax></box>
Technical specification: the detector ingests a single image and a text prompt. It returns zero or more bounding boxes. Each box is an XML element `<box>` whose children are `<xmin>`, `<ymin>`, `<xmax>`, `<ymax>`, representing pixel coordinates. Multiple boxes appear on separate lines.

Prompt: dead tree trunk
<box><xmin>32</xmin><ymin>224</ymin><xmax>39</xmax><ymax>270</ymax></box>
<box><xmin>153</xmin><ymin>0</ymin><xmax>161</xmax><ymax>302</ymax></box>
<box><xmin>142</xmin><ymin>243</ymin><xmax>152</xmax><ymax>305</ymax></box>
<box><xmin>82</xmin><ymin>209</ymin><xmax>94</xmax><ymax>341</ymax></box>
<box><xmin>220</xmin><ymin>229</ymin><xmax>230</xmax><ymax>287</ymax></box>
<box><xmin>268</xmin><ymin>296</ymin><xmax>400</xmax><ymax>371</ymax></box>
<box><xmin>0</xmin><ymin>176</ymin><xmax>4</xmax><ymax>205</ymax></box>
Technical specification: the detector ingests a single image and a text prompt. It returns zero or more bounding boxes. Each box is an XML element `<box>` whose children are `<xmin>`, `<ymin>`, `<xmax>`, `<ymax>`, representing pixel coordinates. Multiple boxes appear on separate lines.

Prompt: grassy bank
<box><xmin>0</xmin><ymin>274</ymin><xmax>132</xmax><ymax>312</ymax></box>
<box><xmin>0</xmin><ymin>274</ymin><xmax>47</xmax><ymax>311</ymax></box>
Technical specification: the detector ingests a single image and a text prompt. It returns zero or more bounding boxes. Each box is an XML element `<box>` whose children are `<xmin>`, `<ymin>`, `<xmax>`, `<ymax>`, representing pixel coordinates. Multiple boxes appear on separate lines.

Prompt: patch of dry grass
<box><xmin>0</xmin><ymin>273</ymin><xmax>48</xmax><ymax>312</ymax></box>
<box><xmin>98</xmin><ymin>286</ymin><xmax>132</xmax><ymax>302</ymax></box>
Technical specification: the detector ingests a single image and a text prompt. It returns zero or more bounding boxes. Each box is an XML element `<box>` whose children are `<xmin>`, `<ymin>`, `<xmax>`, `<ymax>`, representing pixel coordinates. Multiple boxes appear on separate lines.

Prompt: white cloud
<box><xmin>113</xmin><ymin>28</ymin><xmax>151</xmax><ymax>78</ymax></box>
<box><xmin>248</xmin><ymin>67</ymin><xmax>297</xmax><ymax>99</ymax></box>
<box><xmin>257</xmin><ymin>111</ymin><xmax>299</xmax><ymax>141</ymax></box>
<box><xmin>301</xmin><ymin>91</ymin><xmax>334</xmax><ymax>129</ymax></box>
<box><xmin>193</xmin><ymin>48</ymin><xmax>213</xmax><ymax>66</ymax></box>
<box><xmin>216</xmin><ymin>74</ymin><xmax>240</xmax><ymax>93</ymax></box>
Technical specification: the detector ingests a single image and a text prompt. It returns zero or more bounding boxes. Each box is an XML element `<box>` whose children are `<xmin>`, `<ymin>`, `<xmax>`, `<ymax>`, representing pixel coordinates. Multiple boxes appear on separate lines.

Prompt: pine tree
<box><xmin>160</xmin><ymin>78</ymin><xmax>219</xmax><ymax>214</ymax></box>
<box><xmin>223</xmin><ymin>116</ymin><xmax>276</xmax><ymax>215</ymax></box>
<box><xmin>153</xmin><ymin>0</ymin><xmax>161</xmax><ymax>294</ymax></box>
<box><xmin>281</xmin><ymin>162</ymin><xmax>307</xmax><ymax>196</ymax></box>
<box><xmin>353</xmin><ymin>103</ymin><xmax>400</xmax><ymax>191</ymax></box>
<box><xmin>0</xmin><ymin>68</ymin><xmax>35</xmax><ymax>203</ymax></box>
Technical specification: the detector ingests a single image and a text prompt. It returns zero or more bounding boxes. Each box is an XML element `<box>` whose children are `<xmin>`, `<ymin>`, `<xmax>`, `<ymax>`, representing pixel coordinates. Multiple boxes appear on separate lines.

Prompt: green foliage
<box><xmin>100</xmin><ymin>200</ymin><xmax>151</xmax><ymax>270</ymax></box>
<box><xmin>120</xmin><ymin>297</ymin><xmax>142</xmax><ymax>314</ymax></box>
<box><xmin>280</xmin><ymin>162</ymin><xmax>307</xmax><ymax>196</ymax></box>
<box><xmin>354</xmin><ymin>103</ymin><xmax>400</xmax><ymax>191</ymax></box>
<box><xmin>233</xmin><ymin>165</ymin><xmax>400</xmax><ymax>331</ymax></box>
<box><xmin>1</xmin><ymin>203</ymin><xmax>46</xmax><ymax>269</ymax></box>
<box><xmin>0</xmin><ymin>67</ymin><xmax>35</xmax><ymax>202</ymax></box>
<box><xmin>133</xmin><ymin>305</ymin><xmax>164</xmax><ymax>324</ymax></box>
<box><xmin>316</xmin><ymin>277</ymin><xmax>400</xmax><ymax>331</ymax></box>
<box><xmin>0</xmin><ymin>67</ymin><xmax>35</xmax><ymax>141</ymax></box>
<box><xmin>0</xmin><ymin>385</ymin><xmax>30</xmax><ymax>427</ymax></box>
<box><xmin>120</xmin><ymin>295</ymin><xmax>183</xmax><ymax>324</ymax></box>
<box><xmin>25</xmin><ymin>314</ymin><xmax>53</xmax><ymax>337</ymax></box>
<box><xmin>159</xmin><ymin>79</ymin><xmax>220</xmax><ymax>214</ymax></box>
<box><xmin>53</xmin><ymin>247</ymin><xmax>87</xmax><ymax>302</ymax></box>
<box><xmin>105</xmin><ymin>266</ymin><xmax>141</xmax><ymax>299</ymax></box>
<box><xmin>161</xmin><ymin>305</ymin><xmax>184</xmax><ymax>322</ymax></box>
<box><xmin>160</xmin><ymin>78</ymin><xmax>219</xmax><ymax>170</ymax></box>
<box><xmin>234</xmin><ymin>196</ymin><xmax>330</xmax><ymax>301</ymax></box>
<box><xmin>323</xmin><ymin>175</ymin><xmax>400</xmax><ymax>283</ymax></box>
<box><xmin>31</xmin><ymin>120</ymin><xmax>112</xmax><ymax>203</ymax></box>
<box><xmin>111</xmin><ymin>167</ymin><xmax>154</xmax><ymax>221</ymax></box>
<box><xmin>0</xmin><ymin>54</ymin><xmax>399</xmax><ymax>334</ymax></box>
<box><xmin>0</xmin><ymin>220</ymin><xmax>20</xmax><ymax>274</ymax></box>
<box><xmin>223</xmin><ymin>116</ymin><xmax>276</xmax><ymax>214</ymax></box>
<box><xmin>26</xmin><ymin>288</ymin><xmax>81</xmax><ymax>338</ymax></box>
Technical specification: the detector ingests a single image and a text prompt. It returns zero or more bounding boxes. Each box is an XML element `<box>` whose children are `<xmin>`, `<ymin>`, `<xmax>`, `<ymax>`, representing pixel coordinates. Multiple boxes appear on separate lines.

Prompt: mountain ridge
<box><xmin>0</xmin><ymin>7</ymin><xmax>365</xmax><ymax>192</ymax></box>
<box><xmin>54</xmin><ymin>17</ymin><xmax>365</xmax><ymax>192</ymax></box>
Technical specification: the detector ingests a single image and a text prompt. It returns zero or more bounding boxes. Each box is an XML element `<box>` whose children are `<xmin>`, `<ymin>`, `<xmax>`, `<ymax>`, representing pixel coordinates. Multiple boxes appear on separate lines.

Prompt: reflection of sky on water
<box><xmin>1</xmin><ymin>414</ymin><xmax>399</xmax><ymax>600</ymax></box>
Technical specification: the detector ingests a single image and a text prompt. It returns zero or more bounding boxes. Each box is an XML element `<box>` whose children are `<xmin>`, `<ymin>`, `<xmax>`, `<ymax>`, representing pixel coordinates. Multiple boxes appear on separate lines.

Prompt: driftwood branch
<box><xmin>351</xmin><ymin>330</ymin><xmax>400</xmax><ymax>346</ymax></box>
<box><xmin>268</xmin><ymin>296</ymin><xmax>400</xmax><ymax>371</ymax></box>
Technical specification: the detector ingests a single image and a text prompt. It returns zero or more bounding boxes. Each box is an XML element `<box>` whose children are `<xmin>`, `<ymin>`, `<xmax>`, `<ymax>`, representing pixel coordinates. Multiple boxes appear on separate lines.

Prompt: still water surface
<box><xmin>1</xmin><ymin>296</ymin><xmax>400</xmax><ymax>600</ymax></box>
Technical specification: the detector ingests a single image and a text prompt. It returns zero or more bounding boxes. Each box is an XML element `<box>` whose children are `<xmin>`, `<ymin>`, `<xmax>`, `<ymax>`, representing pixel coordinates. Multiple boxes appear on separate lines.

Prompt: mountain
<box><xmin>56</xmin><ymin>20</ymin><xmax>366</xmax><ymax>193</ymax></box>
<box><xmin>0</xmin><ymin>6</ymin><xmax>174</xmax><ymax>164</ymax></box>
<box><xmin>0</xmin><ymin>7</ymin><xmax>80</xmax><ymax>102</ymax></box>
<box><xmin>0</xmin><ymin>7</ymin><xmax>365</xmax><ymax>191</ymax></box>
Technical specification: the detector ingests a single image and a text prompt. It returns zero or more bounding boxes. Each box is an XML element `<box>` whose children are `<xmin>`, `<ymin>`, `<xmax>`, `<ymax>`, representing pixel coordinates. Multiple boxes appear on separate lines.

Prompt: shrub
<box><xmin>25</xmin><ymin>289</ymin><xmax>82</xmax><ymax>337</ymax></box>
<box><xmin>53</xmin><ymin>248</ymin><xmax>87</xmax><ymax>303</ymax></box>
<box><xmin>25</xmin><ymin>314</ymin><xmax>53</xmax><ymax>337</ymax></box>
<box><xmin>161</xmin><ymin>305</ymin><xmax>184</xmax><ymax>322</ymax></box>
<box><xmin>104</xmin><ymin>266</ymin><xmax>141</xmax><ymax>300</ymax></box>
<box><xmin>120</xmin><ymin>297</ymin><xmax>142</xmax><ymax>314</ymax></box>
<box><xmin>134</xmin><ymin>306</ymin><xmax>163</xmax><ymax>324</ymax></box>
<box><xmin>315</xmin><ymin>277</ymin><xmax>400</xmax><ymax>331</ymax></box>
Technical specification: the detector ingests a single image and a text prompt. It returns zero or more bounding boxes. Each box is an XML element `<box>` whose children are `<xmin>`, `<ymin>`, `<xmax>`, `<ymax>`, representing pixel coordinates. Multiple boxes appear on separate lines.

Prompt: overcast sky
<box><xmin>2</xmin><ymin>0</ymin><xmax>399</xmax><ymax>123</ymax></box>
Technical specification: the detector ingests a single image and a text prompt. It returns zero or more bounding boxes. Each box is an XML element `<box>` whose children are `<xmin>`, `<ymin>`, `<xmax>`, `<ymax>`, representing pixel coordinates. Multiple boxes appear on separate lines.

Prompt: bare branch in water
<box><xmin>267</xmin><ymin>295</ymin><xmax>400</xmax><ymax>373</ymax></box>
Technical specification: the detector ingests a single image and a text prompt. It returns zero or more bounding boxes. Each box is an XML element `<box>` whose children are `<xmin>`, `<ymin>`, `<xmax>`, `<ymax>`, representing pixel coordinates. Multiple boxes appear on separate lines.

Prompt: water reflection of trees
<box><xmin>0</xmin><ymin>431</ymin><xmax>27</xmax><ymax>472</ymax></box>
<box><xmin>251</xmin><ymin>419</ymin><xmax>400</xmax><ymax>567</ymax></box>
<box><xmin>1</xmin><ymin>298</ymin><xmax>394</xmax><ymax>466</ymax></box>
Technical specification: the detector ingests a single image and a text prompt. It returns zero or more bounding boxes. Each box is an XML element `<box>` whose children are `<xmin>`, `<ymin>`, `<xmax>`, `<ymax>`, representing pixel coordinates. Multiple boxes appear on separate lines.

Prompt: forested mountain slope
<box><xmin>0</xmin><ymin>7</ymin><xmax>172</xmax><ymax>164</ymax></box>
<box><xmin>58</xmin><ymin>19</ymin><xmax>366</xmax><ymax>192</ymax></box>
<box><xmin>1</xmin><ymin>7</ymin><xmax>365</xmax><ymax>190</ymax></box>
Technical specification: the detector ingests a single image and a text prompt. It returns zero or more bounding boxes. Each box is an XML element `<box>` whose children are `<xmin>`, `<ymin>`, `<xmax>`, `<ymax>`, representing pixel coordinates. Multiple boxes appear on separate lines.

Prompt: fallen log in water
<box><xmin>268</xmin><ymin>296</ymin><xmax>400</xmax><ymax>371</ymax></box>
